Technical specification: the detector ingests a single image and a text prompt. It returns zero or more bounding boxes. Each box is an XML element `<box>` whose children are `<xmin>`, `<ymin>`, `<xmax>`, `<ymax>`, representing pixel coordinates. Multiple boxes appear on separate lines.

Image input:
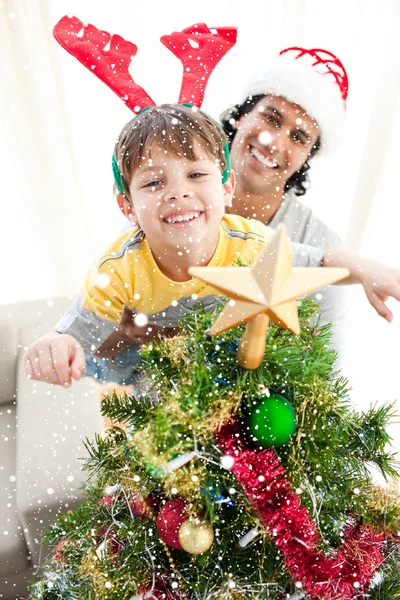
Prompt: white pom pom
<box><xmin>104</xmin><ymin>483</ymin><xmax>121</xmax><ymax>496</ymax></box>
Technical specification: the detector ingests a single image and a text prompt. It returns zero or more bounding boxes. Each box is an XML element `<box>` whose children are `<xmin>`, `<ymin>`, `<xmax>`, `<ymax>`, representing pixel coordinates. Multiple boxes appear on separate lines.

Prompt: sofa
<box><xmin>0</xmin><ymin>298</ymin><xmax>103</xmax><ymax>599</ymax></box>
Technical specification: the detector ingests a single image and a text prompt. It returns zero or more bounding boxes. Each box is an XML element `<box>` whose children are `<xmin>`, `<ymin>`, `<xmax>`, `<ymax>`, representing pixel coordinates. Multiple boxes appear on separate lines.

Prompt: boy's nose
<box><xmin>165</xmin><ymin>187</ymin><xmax>193</xmax><ymax>202</ymax></box>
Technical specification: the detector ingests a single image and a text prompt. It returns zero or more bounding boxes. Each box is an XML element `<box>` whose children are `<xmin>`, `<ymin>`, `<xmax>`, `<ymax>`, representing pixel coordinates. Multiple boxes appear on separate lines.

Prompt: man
<box><xmin>221</xmin><ymin>47</ymin><xmax>349</xmax><ymax>338</ymax></box>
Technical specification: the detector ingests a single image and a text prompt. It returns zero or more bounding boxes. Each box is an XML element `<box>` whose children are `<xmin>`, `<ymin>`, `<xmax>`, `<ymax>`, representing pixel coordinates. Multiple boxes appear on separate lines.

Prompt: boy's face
<box><xmin>123</xmin><ymin>141</ymin><xmax>234</xmax><ymax>256</ymax></box>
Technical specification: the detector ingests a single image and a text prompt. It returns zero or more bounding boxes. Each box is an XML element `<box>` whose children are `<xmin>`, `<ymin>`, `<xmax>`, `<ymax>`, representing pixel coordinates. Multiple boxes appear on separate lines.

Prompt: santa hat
<box><xmin>246</xmin><ymin>47</ymin><xmax>349</xmax><ymax>155</ymax></box>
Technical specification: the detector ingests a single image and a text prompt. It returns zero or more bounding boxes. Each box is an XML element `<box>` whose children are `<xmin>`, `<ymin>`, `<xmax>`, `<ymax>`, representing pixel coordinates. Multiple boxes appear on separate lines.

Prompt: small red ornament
<box><xmin>145</xmin><ymin>492</ymin><xmax>162</xmax><ymax>513</ymax></box>
<box><xmin>129</xmin><ymin>492</ymin><xmax>163</xmax><ymax>518</ymax></box>
<box><xmin>129</xmin><ymin>492</ymin><xmax>148</xmax><ymax>518</ymax></box>
<box><xmin>98</xmin><ymin>494</ymin><xmax>113</xmax><ymax>510</ymax></box>
<box><xmin>139</xmin><ymin>572</ymin><xmax>182</xmax><ymax>599</ymax></box>
<box><xmin>97</xmin><ymin>527</ymin><xmax>124</xmax><ymax>556</ymax></box>
<box><xmin>54</xmin><ymin>539</ymin><xmax>76</xmax><ymax>564</ymax></box>
<box><xmin>156</xmin><ymin>499</ymin><xmax>188</xmax><ymax>549</ymax></box>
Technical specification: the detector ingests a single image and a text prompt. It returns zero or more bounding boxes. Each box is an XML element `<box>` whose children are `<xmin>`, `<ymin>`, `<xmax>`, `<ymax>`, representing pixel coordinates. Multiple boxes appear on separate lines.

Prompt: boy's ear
<box><xmin>223</xmin><ymin>169</ymin><xmax>236</xmax><ymax>208</ymax></box>
<box><xmin>116</xmin><ymin>194</ymin><xmax>138</xmax><ymax>227</ymax></box>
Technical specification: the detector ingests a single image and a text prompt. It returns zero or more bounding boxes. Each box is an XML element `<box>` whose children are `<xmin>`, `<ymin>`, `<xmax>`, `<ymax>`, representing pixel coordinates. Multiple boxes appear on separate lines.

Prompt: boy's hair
<box><xmin>114</xmin><ymin>104</ymin><xmax>229</xmax><ymax>203</ymax></box>
<box><xmin>220</xmin><ymin>94</ymin><xmax>321</xmax><ymax>197</ymax></box>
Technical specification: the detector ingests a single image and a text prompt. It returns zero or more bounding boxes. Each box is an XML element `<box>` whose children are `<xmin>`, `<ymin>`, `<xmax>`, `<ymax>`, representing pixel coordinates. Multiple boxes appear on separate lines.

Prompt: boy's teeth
<box><xmin>165</xmin><ymin>211</ymin><xmax>200</xmax><ymax>224</ymax></box>
<box><xmin>251</xmin><ymin>148</ymin><xmax>278</xmax><ymax>169</ymax></box>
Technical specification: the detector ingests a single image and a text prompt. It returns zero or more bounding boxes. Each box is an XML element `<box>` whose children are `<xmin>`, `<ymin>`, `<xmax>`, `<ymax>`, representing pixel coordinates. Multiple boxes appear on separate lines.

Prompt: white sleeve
<box><xmin>290</xmin><ymin>241</ymin><xmax>324</xmax><ymax>267</ymax></box>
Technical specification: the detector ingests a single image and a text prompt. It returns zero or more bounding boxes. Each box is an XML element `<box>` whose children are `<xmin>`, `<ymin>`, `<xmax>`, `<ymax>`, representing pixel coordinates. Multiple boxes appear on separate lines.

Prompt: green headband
<box><xmin>112</xmin><ymin>105</ymin><xmax>231</xmax><ymax>195</ymax></box>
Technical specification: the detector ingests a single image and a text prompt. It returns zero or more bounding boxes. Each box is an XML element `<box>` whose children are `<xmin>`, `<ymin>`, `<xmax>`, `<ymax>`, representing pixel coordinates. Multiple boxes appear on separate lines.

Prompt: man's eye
<box><xmin>144</xmin><ymin>180</ymin><xmax>163</xmax><ymax>188</ymax></box>
<box><xmin>263</xmin><ymin>113</ymin><xmax>279</xmax><ymax>127</ymax></box>
<box><xmin>292</xmin><ymin>133</ymin><xmax>308</xmax><ymax>146</ymax></box>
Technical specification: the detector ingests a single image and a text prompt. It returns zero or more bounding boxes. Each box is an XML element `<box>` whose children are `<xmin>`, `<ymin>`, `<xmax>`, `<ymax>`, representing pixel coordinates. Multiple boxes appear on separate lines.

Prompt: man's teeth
<box><xmin>164</xmin><ymin>211</ymin><xmax>201</xmax><ymax>224</ymax></box>
<box><xmin>251</xmin><ymin>148</ymin><xmax>278</xmax><ymax>169</ymax></box>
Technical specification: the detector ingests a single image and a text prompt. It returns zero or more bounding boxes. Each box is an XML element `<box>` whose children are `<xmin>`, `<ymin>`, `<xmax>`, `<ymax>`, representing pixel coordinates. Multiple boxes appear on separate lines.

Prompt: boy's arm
<box><xmin>25</xmin><ymin>259</ymin><xmax>134</xmax><ymax>386</ymax></box>
<box><xmin>322</xmin><ymin>249</ymin><xmax>400</xmax><ymax>322</ymax></box>
<box><xmin>54</xmin><ymin>294</ymin><xmax>118</xmax><ymax>354</ymax></box>
<box><xmin>55</xmin><ymin>262</ymin><xmax>133</xmax><ymax>354</ymax></box>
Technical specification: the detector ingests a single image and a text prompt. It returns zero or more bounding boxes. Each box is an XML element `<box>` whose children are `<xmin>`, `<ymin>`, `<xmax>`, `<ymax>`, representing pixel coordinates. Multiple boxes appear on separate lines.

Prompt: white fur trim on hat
<box><xmin>246</xmin><ymin>62</ymin><xmax>346</xmax><ymax>155</ymax></box>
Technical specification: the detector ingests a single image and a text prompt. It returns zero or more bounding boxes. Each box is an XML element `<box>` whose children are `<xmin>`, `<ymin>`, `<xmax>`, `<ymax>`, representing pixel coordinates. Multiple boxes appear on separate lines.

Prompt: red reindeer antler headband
<box><xmin>53</xmin><ymin>17</ymin><xmax>237</xmax><ymax>192</ymax></box>
<box><xmin>53</xmin><ymin>17</ymin><xmax>237</xmax><ymax>111</ymax></box>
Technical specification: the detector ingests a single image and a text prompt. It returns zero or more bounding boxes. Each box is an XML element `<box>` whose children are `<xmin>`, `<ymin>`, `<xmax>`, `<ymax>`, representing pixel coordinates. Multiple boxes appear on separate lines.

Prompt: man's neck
<box><xmin>229</xmin><ymin>183</ymin><xmax>286</xmax><ymax>224</ymax></box>
<box><xmin>149</xmin><ymin>232</ymin><xmax>220</xmax><ymax>283</ymax></box>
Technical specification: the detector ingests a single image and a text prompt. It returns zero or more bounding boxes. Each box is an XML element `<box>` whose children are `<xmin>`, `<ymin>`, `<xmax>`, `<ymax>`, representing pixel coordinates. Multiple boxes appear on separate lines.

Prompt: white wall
<box><xmin>1</xmin><ymin>0</ymin><xmax>400</xmax><ymax>424</ymax></box>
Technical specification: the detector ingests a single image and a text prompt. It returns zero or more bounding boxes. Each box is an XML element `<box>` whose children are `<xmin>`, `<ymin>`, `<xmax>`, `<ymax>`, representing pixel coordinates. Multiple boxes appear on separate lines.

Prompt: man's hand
<box><xmin>358</xmin><ymin>262</ymin><xmax>400</xmax><ymax>322</ymax></box>
<box><xmin>323</xmin><ymin>250</ymin><xmax>400</xmax><ymax>322</ymax></box>
<box><xmin>24</xmin><ymin>332</ymin><xmax>86</xmax><ymax>387</ymax></box>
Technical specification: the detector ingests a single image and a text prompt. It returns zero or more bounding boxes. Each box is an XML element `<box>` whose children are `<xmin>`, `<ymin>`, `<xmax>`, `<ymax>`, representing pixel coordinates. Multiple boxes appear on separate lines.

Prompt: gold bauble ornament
<box><xmin>178</xmin><ymin>519</ymin><xmax>214</xmax><ymax>554</ymax></box>
<box><xmin>99</xmin><ymin>425</ymin><xmax>127</xmax><ymax>443</ymax></box>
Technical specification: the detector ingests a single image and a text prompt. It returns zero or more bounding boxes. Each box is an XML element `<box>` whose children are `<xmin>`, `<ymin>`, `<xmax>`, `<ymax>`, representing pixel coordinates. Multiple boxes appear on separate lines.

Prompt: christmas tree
<box><xmin>29</xmin><ymin>295</ymin><xmax>400</xmax><ymax>600</ymax></box>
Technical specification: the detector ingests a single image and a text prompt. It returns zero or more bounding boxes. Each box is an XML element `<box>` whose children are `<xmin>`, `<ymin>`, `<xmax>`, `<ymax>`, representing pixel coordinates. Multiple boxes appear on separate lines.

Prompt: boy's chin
<box><xmin>164</xmin><ymin>223</ymin><xmax>203</xmax><ymax>241</ymax></box>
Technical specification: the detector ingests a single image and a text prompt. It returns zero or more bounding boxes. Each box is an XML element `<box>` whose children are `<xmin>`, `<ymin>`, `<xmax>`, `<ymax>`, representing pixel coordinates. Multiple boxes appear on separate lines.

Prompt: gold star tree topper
<box><xmin>189</xmin><ymin>225</ymin><xmax>349</xmax><ymax>370</ymax></box>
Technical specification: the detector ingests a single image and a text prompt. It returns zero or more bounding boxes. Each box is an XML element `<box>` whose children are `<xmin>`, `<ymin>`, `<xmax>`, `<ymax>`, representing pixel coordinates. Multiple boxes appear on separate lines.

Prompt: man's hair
<box><xmin>220</xmin><ymin>94</ymin><xmax>320</xmax><ymax>197</ymax></box>
<box><xmin>114</xmin><ymin>104</ymin><xmax>228</xmax><ymax>202</ymax></box>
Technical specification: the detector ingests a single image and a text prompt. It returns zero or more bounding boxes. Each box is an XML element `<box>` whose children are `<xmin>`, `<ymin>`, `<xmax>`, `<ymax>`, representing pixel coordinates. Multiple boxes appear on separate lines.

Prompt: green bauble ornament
<box><xmin>248</xmin><ymin>394</ymin><xmax>296</xmax><ymax>447</ymax></box>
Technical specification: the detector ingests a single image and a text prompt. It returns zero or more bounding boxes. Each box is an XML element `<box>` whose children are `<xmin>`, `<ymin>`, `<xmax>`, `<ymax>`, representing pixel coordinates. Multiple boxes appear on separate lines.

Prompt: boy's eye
<box><xmin>143</xmin><ymin>179</ymin><xmax>163</xmax><ymax>188</ymax></box>
<box><xmin>189</xmin><ymin>172</ymin><xmax>206</xmax><ymax>179</ymax></box>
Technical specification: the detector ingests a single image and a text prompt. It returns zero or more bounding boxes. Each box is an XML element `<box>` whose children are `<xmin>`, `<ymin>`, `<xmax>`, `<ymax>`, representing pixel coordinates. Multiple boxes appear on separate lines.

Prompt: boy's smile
<box><xmin>161</xmin><ymin>208</ymin><xmax>204</xmax><ymax>228</ymax></box>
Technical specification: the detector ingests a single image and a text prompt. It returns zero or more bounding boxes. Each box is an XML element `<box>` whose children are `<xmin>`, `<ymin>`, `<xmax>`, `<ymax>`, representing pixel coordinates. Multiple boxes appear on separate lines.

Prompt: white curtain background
<box><xmin>1</xmin><ymin>0</ymin><xmax>400</xmax><ymax>430</ymax></box>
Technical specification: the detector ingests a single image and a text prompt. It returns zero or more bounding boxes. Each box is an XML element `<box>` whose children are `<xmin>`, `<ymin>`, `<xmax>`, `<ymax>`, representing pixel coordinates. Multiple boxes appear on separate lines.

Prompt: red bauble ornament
<box><xmin>156</xmin><ymin>499</ymin><xmax>188</xmax><ymax>549</ymax></box>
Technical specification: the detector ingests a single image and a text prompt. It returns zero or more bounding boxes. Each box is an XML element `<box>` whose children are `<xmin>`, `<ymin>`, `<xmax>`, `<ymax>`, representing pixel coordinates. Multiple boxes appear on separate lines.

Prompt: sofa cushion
<box><xmin>0</xmin><ymin>404</ymin><xmax>31</xmax><ymax>577</ymax></box>
<box><xmin>0</xmin><ymin>567</ymin><xmax>35</xmax><ymax>600</ymax></box>
<box><xmin>0</xmin><ymin>315</ymin><xmax>18</xmax><ymax>407</ymax></box>
<box><xmin>14</xmin><ymin>298</ymin><xmax>103</xmax><ymax>566</ymax></box>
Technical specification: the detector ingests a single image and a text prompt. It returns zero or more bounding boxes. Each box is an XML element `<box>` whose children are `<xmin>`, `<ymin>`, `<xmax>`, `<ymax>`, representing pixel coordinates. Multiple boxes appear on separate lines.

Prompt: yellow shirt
<box><xmin>56</xmin><ymin>215</ymin><xmax>282</xmax><ymax>353</ymax></box>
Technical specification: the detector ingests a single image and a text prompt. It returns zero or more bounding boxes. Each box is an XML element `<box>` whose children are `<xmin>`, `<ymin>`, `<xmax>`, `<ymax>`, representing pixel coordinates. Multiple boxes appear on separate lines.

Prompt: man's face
<box><xmin>127</xmin><ymin>141</ymin><xmax>233</xmax><ymax>256</ymax></box>
<box><xmin>230</xmin><ymin>95</ymin><xmax>320</xmax><ymax>194</ymax></box>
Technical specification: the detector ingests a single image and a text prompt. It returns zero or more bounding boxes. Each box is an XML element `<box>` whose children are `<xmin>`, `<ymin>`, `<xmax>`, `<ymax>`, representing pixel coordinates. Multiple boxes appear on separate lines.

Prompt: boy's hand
<box><xmin>24</xmin><ymin>333</ymin><xmax>86</xmax><ymax>387</ymax></box>
<box><xmin>323</xmin><ymin>250</ymin><xmax>400</xmax><ymax>322</ymax></box>
<box><xmin>94</xmin><ymin>306</ymin><xmax>180</xmax><ymax>357</ymax></box>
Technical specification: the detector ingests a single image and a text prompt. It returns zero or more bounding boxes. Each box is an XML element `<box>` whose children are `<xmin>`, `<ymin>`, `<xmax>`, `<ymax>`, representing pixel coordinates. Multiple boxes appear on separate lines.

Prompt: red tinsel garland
<box><xmin>217</xmin><ymin>422</ymin><xmax>387</xmax><ymax>600</ymax></box>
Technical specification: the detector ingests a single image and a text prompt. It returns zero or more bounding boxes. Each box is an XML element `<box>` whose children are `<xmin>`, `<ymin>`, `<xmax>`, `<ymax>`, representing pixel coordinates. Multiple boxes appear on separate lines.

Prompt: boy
<box><xmin>24</xmin><ymin>105</ymin><xmax>400</xmax><ymax>387</ymax></box>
